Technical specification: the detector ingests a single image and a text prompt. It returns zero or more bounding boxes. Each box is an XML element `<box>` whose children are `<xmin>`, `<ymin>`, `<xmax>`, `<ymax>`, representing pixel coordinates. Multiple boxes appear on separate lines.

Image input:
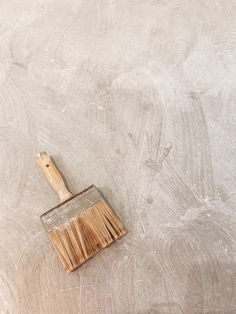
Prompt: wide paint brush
<box><xmin>37</xmin><ymin>152</ymin><xmax>127</xmax><ymax>272</ymax></box>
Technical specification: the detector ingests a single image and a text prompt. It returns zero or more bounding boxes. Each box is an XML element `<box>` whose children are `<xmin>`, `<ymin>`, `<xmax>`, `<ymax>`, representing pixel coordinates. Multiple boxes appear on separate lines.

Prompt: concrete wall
<box><xmin>0</xmin><ymin>0</ymin><xmax>236</xmax><ymax>313</ymax></box>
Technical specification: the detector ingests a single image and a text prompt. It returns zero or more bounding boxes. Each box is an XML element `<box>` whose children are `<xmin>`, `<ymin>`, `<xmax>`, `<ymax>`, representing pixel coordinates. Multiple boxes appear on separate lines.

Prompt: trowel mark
<box><xmin>160</xmin><ymin>142</ymin><xmax>173</xmax><ymax>160</ymax></box>
<box><xmin>145</xmin><ymin>142</ymin><xmax>173</xmax><ymax>172</ymax></box>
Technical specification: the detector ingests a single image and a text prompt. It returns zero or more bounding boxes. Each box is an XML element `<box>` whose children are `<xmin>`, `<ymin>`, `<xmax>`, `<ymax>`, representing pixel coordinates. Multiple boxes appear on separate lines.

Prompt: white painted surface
<box><xmin>0</xmin><ymin>1</ymin><xmax>236</xmax><ymax>313</ymax></box>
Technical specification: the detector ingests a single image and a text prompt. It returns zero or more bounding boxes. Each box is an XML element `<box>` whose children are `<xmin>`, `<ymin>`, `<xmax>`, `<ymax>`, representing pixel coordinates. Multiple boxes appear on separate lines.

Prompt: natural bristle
<box><xmin>48</xmin><ymin>199</ymin><xmax>127</xmax><ymax>272</ymax></box>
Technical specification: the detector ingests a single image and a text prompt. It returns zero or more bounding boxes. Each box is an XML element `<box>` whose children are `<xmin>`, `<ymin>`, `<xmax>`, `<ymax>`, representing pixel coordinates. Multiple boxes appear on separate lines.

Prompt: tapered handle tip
<box><xmin>36</xmin><ymin>152</ymin><xmax>49</xmax><ymax>165</ymax></box>
<box><xmin>36</xmin><ymin>152</ymin><xmax>73</xmax><ymax>202</ymax></box>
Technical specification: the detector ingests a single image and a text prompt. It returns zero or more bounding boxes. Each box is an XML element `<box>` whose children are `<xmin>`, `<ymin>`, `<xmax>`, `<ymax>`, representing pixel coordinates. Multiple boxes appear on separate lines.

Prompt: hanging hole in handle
<box><xmin>46</xmin><ymin>164</ymin><xmax>49</xmax><ymax>167</ymax></box>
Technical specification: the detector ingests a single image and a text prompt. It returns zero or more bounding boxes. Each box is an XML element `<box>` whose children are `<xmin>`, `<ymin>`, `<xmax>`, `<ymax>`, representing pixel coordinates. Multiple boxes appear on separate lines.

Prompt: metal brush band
<box><xmin>41</xmin><ymin>186</ymin><xmax>104</xmax><ymax>232</ymax></box>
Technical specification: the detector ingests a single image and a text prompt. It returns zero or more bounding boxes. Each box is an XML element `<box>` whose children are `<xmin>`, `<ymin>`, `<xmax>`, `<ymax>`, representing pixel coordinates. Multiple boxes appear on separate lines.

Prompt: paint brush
<box><xmin>37</xmin><ymin>152</ymin><xmax>127</xmax><ymax>272</ymax></box>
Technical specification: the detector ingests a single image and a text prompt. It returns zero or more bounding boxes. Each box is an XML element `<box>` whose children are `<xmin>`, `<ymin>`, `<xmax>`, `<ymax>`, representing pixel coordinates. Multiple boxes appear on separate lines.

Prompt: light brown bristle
<box><xmin>48</xmin><ymin>199</ymin><xmax>127</xmax><ymax>272</ymax></box>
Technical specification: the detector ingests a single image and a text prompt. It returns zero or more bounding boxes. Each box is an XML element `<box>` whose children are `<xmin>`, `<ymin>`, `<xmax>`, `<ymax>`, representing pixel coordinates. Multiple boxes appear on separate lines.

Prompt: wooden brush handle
<box><xmin>37</xmin><ymin>152</ymin><xmax>73</xmax><ymax>202</ymax></box>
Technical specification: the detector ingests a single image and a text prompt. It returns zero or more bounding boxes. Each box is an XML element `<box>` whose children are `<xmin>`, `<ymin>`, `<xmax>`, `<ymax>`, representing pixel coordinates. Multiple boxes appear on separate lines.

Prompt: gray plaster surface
<box><xmin>0</xmin><ymin>0</ymin><xmax>236</xmax><ymax>313</ymax></box>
